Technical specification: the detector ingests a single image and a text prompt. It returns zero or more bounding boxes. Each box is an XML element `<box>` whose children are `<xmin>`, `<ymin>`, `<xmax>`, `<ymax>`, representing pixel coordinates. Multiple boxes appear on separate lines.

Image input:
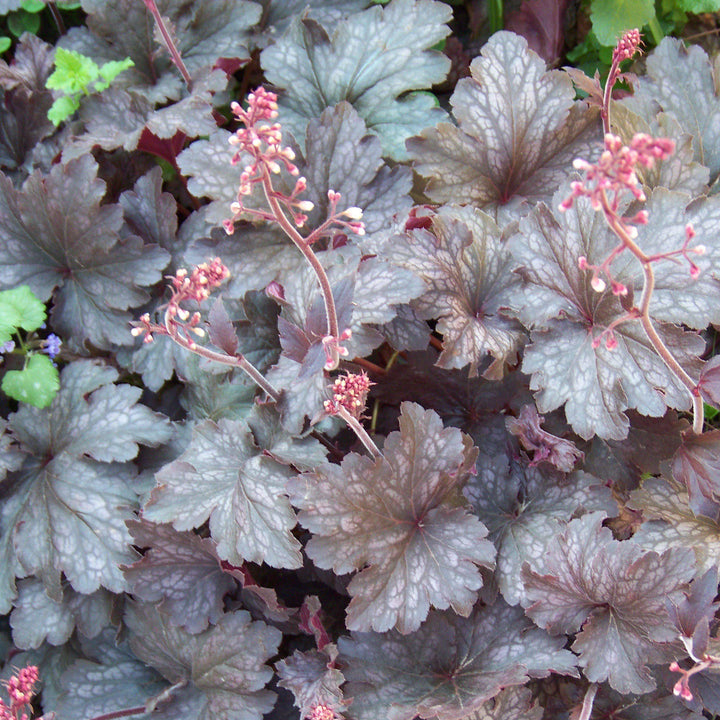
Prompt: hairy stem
<box><xmin>260</xmin><ymin>168</ymin><xmax>341</xmax><ymax>367</ymax></box>
<box><xmin>337</xmin><ymin>406</ymin><xmax>382</xmax><ymax>458</ymax></box>
<box><xmin>600</xmin><ymin>192</ymin><xmax>703</xmax><ymax>434</ymax></box>
<box><xmin>143</xmin><ymin>0</ymin><xmax>193</xmax><ymax>90</ymax></box>
<box><xmin>162</xmin><ymin>316</ymin><xmax>281</xmax><ymax>402</ymax></box>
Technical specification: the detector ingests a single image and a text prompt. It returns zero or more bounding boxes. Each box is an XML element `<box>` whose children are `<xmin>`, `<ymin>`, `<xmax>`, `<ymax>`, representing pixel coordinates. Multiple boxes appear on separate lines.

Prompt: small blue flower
<box><xmin>42</xmin><ymin>334</ymin><xmax>62</xmax><ymax>360</ymax></box>
<box><xmin>0</xmin><ymin>340</ymin><xmax>15</xmax><ymax>354</ymax></box>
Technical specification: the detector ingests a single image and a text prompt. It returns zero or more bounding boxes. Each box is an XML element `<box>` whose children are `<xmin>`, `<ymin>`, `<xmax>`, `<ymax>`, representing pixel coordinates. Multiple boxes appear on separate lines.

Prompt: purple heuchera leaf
<box><xmin>619</xmin><ymin>37</ymin><xmax>720</xmax><ymax>181</ymax></box>
<box><xmin>207</xmin><ymin>296</ymin><xmax>239</xmax><ymax>356</ymax></box>
<box><xmin>143</xmin><ymin>417</ymin><xmax>304</xmax><ymax>569</ymax></box>
<box><xmin>123</xmin><ymin>519</ymin><xmax>238</xmax><ymax>634</ymax></box>
<box><xmin>276</xmin><ymin>644</ymin><xmax>350</xmax><ymax>720</ymax></box>
<box><xmin>338</xmin><ymin>601</ymin><xmax>577</xmax><ymax>720</ymax></box>
<box><xmin>126</xmin><ymin>603</ymin><xmax>281</xmax><ymax>720</ymax></box>
<box><xmin>288</xmin><ymin>402</ymin><xmax>495</xmax><ymax>633</ymax></box>
<box><xmin>391</xmin><ymin>205</ymin><xmax>525</xmax><ymax>377</ymax></box>
<box><xmin>507</xmin><ymin>190</ymin><xmax>705</xmax><ymax>440</ymax></box>
<box><xmin>672</xmin><ymin>430</ymin><xmax>720</xmax><ymax>517</ymax></box>
<box><xmin>0</xmin><ymin>360</ymin><xmax>172</xmax><ymax>613</ymax></box>
<box><xmin>630</xmin><ymin>475</ymin><xmax>720</xmax><ymax>579</ymax></box>
<box><xmin>505</xmin><ymin>0</ymin><xmax>570</xmax><ymax>65</ymax></box>
<box><xmin>260</xmin><ymin>0</ymin><xmax>452</xmax><ymax>161</ymax></box>
<box><xmin>408</xmin><ymin>31</ymin><xmax>600</xmax><ymax>212</ymax></box>
<box><xmin>698</xmin><ymin>355</ymin><xmax>720</xmax><ymax>408</ymax></box>
<box><xmin>522</xmin><ymin>512</ymin><xmax>696</xmax><ymax>694</ymax></box>
<box><xmin>0</xmin><ymin>156</ymin><xmax>170</xmax><ymax>351</ymax></box>
<box><xmin>62</xmin><ymin>0</ymin><xmax>261</xmax><ymax>102</ymax></box>
<box><xmin>465</xmin><ymin>456</ymin><xmax>615</xmax><ymax>606</ymax></box>
<box><xmin>506</xmin><ymin>404</ymin><xmax>583</xmax><ymax>471</ymax></box>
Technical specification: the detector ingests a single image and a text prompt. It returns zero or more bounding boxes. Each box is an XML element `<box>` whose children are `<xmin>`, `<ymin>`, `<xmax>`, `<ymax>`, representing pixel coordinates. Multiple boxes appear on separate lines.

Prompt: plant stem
<box><xmin>337</xmin><ymin>406</ymin><xmax>382</xmax><ymax>458</ymax></box>
<box><xmin>577</xmin><ymin>684</ymin><xmax>598</xmax><ymax>720</ymax></box>
<box><xmin>47</xmin><ymin>2</ymin><xmax>65</xmax><ymax>35</ymax></box>
<box><xmin>143</xmin><ymin>0</ymin><xmax>193</xmax><ymax>90</ymax></box>
<box><xmin>162</xmin><ymin>316</ymin><xmax>281</xmax><ymax>402</ymax></box>
<box><xmin>260</xmin><ymin>168</ymin><xmax>341</xmax><ymax>368</ymax></box>
<box><xmin>488</xmin><ymin>0</ymin><xmax>503</xmax><ymax>34</ymax></box>
<box><xmin>600</xmin><ymin>192</ymin><xmax>704</xmax><ymax>434</ymax></box>
<box><xmin>648</xmin><ymin>14</ymin><xmax>665</xmax><ymax>47</ymax></box>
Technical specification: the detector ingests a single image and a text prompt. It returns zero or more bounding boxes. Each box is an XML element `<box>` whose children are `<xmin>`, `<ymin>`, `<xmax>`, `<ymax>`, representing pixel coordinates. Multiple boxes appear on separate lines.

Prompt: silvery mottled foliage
<box><xmin>126</xmin><ymin>603</ymin><xmax>280</xmax><ymax>720</ymax></box>
<box><xmin>0</xmin><ymin>361</ymin><xmax>171</xmax><ymax>613</ymax></box>
<box><xmin>0</xmin><ymin>156</ymin><xmax>170</xmax><ymax>351</ymax></box>
<box><xmin>288</xmin><ymin>402</ymin><xmax>494</xmax><ymax>633</ymax></box>
<box><xmin>261</xmin><ymin>0</ymin><xmax>451</xmax><ymax>160</ymax></box>
<box><xmin>408</xmin><ymin>31</ymin><xmax>600</xmax><ymax>211</ymax></box>
<box><xmin>338</xmin><ymin>601</ymin><xmax>577</xmax><ymax>720</ymax></box>
<box><xmin>523</xmin><ymin>512</ymin><xmax>696</xmax><ymax>694</ymax></box>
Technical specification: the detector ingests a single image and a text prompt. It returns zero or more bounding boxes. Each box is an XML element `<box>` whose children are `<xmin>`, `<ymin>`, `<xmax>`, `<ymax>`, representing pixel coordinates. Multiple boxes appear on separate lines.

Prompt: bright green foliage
<box><xmin>0</xmin><ymin>285</ymin><xmax>46</xmax><ymax>345</ymax></box>
<box><xmin>46</xmin><ymin>47</ymin><xmax>134</xmax><ymax>126</ymax></box>
<box><xmin>590</xmin><ymin>0</ymin><xmax>655</xmax><ymax>46</ymax></box>
<box><xmin>20</xmin><ymin>0</ymin><xmax>44</xmax><ymax>10</ymax></box>
<box><xmin>2</xmin><ymin>353</ymin><xmax>59</xmax><ymax>408</ymax></box>
<box><xmin>676</xmin><ymin>0</ymin><xmax>720</xmax><ymax>9</ymax></box>
<box><xmin>0</xmin><ymin>37</ymin><xmax>10</xmax><ymax>53</ymax></box>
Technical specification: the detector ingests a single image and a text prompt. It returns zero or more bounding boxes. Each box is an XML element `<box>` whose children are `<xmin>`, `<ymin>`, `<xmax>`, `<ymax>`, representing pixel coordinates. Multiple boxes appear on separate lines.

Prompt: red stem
<box><xmin>143</xmin><ymin>0</ymin><xmax>193</xmax><ymax>90</ymax></box>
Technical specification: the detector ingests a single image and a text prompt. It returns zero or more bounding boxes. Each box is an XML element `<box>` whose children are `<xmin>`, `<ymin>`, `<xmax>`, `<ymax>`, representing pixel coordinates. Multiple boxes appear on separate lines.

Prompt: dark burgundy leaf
<box><xmin>672</xmin><ymin>430</ymin><xmax>720</xmax><ymax>517</ymax></box>
<box><xmin>505</xmin><ymin>0</ymin><xmax>570</xmax><ymax>65</ymax></box>
<box><xmin>207</xmin><ymin>296</ymin><xmax>239</xmax><ymax>356</ymax></box>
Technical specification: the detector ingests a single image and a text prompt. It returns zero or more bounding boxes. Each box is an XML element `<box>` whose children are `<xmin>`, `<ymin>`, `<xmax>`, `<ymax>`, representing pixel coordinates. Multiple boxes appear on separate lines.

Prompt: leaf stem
<box><xmin>487</xmin><ymin>0</ymin><xmax>503</xmax><ymax>34</ymax></box>
<box><xmin>337</xmin><ymin>406</ymin><xmax>381</xmax><ymax>458</ymax></box>
<box><xmin>577</xmin><ymin>684</ymin><xmax>598</xmax><ymax>720</ymax></box>
<box><xmin>599</xmin><ymin>191</ymin><xmax>703</xmax><ymax>434</ymax></box>
<box><xmin>647</xmin><ymin>14</ymin><xmax>665</xmax><ymax>47</ymax></box>
<box><xmin>143</xmin><ymin>0</ymin><xmax>193</xmax><ymax>90</ymax></box>
<box><xmin>259</xmin><ymin>167</ymin><xmax>341</xmax><ymax>368</ymax></box>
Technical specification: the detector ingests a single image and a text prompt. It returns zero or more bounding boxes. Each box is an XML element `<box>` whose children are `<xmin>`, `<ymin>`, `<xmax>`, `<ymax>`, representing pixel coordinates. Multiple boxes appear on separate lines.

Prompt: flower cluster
<box><xmin>561</xmin><ymin>133</ymin><xmax>675</xmax><ymax>213</ymax></box>
<box><xmin>308</xmin><ymin>704</ymin><xmax>339</xmax><ymax>720</ymax></box>
<box><xmin>131</xmin><ymin>258</ymin><xmax>230</xmax><ymax>345</ymax></box>
<box><xmin>41</xmin><ymin>333</ymin><xmax>62</xmax><ymax>360</ymax></box>
<box><xmin>612</xmin><ymin>28</ymin><xmax>642</xmax><ymax>65</ymax></box>
<box><xmin>323</xmin><ymin>371</ymin><xmax>373</xmax><ymax>419</ymax></box>
<box><xmin>561</xmin><ymin>132</ymin><xmax>705</xmax><ymax>309</ymax></box>
<box><xmin>223</xmin><ymin>87</ymin><xmax>366</xmax><ymax>239</ymax></box>
<box><xmin>1</xmin><ymin>665</ymin><xmax>38</xmax><ymax>720</ymax></box>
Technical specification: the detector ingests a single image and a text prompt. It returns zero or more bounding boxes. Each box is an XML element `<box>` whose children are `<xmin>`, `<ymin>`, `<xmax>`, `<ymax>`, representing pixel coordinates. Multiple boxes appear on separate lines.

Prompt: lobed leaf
<box><xmin>338</xmin><ymin>601</ymin><xmax>577</xmax><ymax>720</ymax></box>
<box><xmin>261</xmin><ymin>0</ymin><xmax>451</xmax><ymax>160</ymax></box>
<box><xmin>144</xmin><ymin>417</ymin><xmax>303</xmax><ymax>569</ymax></box>
<box><xmin>523</xmin><ymin>512</ymin><xmax>696</xmax><ymax>693</ymax></box>
<box><xmin>408</xmin><ymin>31</ymin><xmax>600</xmax><ymax>213</ymax></box>
<box><xmin>392</xmin><ymin>206</ymin><xmax>525</xmax><ymax>376</ymax></box>
<box><xmin>288</xmin><ymin>402</ymin><xmax>494</xmax><ymax>633</ymax></box>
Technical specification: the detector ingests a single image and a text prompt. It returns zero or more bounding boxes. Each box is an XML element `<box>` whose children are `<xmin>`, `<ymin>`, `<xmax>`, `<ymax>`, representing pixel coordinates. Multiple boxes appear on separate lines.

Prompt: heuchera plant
<box><xmin>4</xmin><ymin>2</ymin><xmax>720</xmax><ymax>720</ymax></box>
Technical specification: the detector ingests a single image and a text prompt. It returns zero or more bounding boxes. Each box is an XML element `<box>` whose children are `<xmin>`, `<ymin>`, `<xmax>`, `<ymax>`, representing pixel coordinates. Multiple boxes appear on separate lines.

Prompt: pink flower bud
<box><xmin>591</xmin><ymin>275</ymin><xmax>606</xmax><ymax>292</ymax></box>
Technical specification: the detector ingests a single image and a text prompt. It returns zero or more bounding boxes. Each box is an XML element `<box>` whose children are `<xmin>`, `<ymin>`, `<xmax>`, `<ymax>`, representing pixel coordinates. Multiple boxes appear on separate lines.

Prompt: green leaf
<box><xmin>0</xmin><ymin>284</ymin><xmax>46</xmax><ymax>343</ymax></box>
<box><xmin>95</xmin><ymin>56</ymin><xmax>134</xmax><ymax>91</ymax></box>
<box><xmin>0</xmin><ymin>37</ymin><xmax>11</xmax><ymax>54</ymax></box>
<box><xmin>46</xmin><ymin>46</ymin><xmax>99</xmax><ymax>94</ymax></box>
<box><xmin>590</xmin><ymin>0</ymin><xmax>656</xmax><ymax>46</ymax></box>
<box><xmin>47</xmin><ymin>93</ymin><xmax>80</xmax><ymax>126</ymax></box>
<box><xmin>7</xmin><ymin>9</ymin><xmax>40</xmax><ymax>36</ymax></box>
<box><xmin>2</xmin><ymin>353</ymin><xmax>59</xmax><ymax>408</ymax></box>
<box><xmin>20</xmin><ymin>0</ymin><xmax>44</xmax><ymax>11</ymax></box>
<box><xmin>676</xmin><ymin>0</ymin><xmax>720</xmax><ymax>10</ymax></box>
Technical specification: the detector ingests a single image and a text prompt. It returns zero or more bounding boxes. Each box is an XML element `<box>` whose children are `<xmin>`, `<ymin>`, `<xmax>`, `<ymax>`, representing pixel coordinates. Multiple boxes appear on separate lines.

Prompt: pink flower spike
<box><xmin>613</xmin><ymin>29</ymin><xmax>642</xmax><ymax>64</ymax></box>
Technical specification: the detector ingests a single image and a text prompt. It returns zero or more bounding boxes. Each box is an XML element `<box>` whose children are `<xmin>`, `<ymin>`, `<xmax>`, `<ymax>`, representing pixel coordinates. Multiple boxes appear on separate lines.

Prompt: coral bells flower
<box><xmin>171</xmin><ymin>258</ymin><xmax>230</xmax><ymax>303</ymax></box>
<box><xmin>561</xmin><ymin>133</ymin><xmax>675</xmax><ymax>213</ymax></box>
<box><xmin>324</xmin><ymin>372</ymin><xmax>373</xmax><ymax>419</ymax></box>
<box><xmin>308</xmin><ymin>704</ymin><xmax>338</xmax><ymax>720</ymax></box>
<box><xmin>613</xmin><ymin>28</ymin><xmax>642</xmax><ymax>64</ymax></box>
<box><xmin>1</xmin><ymin>665</ymin><xmax>39</xmax><ymax>720</ymax></box>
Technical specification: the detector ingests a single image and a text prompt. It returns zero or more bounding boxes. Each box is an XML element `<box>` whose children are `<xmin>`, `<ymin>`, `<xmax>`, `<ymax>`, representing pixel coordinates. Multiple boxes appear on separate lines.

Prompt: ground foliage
<box><xmin>1</xmin><ymin>1</ymin><xmax>720</xmax><ymax>719</ymax></box>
